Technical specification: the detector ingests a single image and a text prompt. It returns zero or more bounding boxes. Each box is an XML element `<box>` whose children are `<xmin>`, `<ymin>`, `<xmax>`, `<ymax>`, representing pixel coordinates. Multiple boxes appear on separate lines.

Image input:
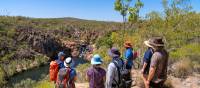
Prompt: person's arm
<box><xmin>73</xmin><ymin>76</ymin><xmax>77</xmax><ymax>82</ymax></box>
<box><xmin>71</xmin><ymin>69</ymin><xmax>77</xmax><ymax>82</ymax></box>
<box><xmin>103</xmin><ymin>69</ymin><xmax>106</xmax><ymax>83</ymax></box>
<box><xmin>141</xmin><ymin>50</ymin><xmax>151</xmax><ymax>74</ymax></box>
<box><xmin>106</xmin><ymin>64</ymin><xmax>115</xmax><ymax>88</ymax></box>
<box><xmin>141</xmin><ymin>62</ymin><xmax>147</xmax><ymax>73</ymax></box>
<box><xmin>146</xmin><ymin>53</ymin><xmax>159</xmax><ymax>86</ymax></box>
<box><xmin>86</xmin><ymin>69</ymin><xmax>92</xmax><ymax>82</ymax></box>
<box><xmin>125</xmin><ymin>50</ymin><xmax>131</xmax><ymax>64</ymax></box>
<box><xmin>147</xmin><ymin>67</ymin><xmax>156</xmax><ymax>82</ymax></box>
<box><xmin>103</xmin><ymin>76</ymin><xmax>106</xmax><ymax>83</ymax></box>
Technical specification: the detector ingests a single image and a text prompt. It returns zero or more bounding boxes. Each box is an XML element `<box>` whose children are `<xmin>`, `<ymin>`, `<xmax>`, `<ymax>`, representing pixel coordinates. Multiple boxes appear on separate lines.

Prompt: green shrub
<box><xmin>93</xmin><ymin>46</ymin><xmax>111</xmax><ymax>66</ymax></box>
<box><xmin>14</xmin><ymin>78</ymin><xmax>36</xmax><ymax>88</ymax></box>
<box><xmin>0</xmin><ymin>66</ymin><xmax>6</xmax><ymax>86</ymax></box>
<box><xmin>96</xmin><ymin>34</ymin><xmax>113</xmax><ymax>48</ymax></box>
<box><xmin>35</xmin><ymin>55</ymin><xmax>49</xmax><ymax>65</ymax></box>
<box><xmin>0</xmin><ymin>52</ymin><xmax>15</xmax><ymax>62</ymax></box>
<box><xmin>34</xmin><ymin>76</ymin><xmax>54</xmax><ymax>88</ymax></box>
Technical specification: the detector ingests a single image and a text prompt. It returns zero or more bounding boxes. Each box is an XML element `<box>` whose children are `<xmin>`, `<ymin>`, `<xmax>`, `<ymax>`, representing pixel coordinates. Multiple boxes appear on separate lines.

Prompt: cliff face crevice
<box><xmin>15</xmin><ymin>26</ymin><xmax>70</xmax><ymax>59</ymax></box>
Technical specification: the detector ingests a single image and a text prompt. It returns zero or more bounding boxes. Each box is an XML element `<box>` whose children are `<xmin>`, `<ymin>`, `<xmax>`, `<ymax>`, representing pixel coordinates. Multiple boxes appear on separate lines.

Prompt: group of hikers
<box><xmin>49</xmin><ymin>37</ymin><xmax>169</xmax><ymax>88</ymax></box>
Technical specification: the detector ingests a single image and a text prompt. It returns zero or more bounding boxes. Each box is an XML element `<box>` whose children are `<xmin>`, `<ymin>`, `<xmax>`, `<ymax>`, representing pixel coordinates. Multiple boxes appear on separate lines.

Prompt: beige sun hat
<box><xmin>144</xmin><ymin>37</ymin><xmax>164</xmax><ymax>47</ymax></box>
<box><xmin>144</xmin><ymin>40</ymin><xmax>153</xmax><ymax>48</ymax></box>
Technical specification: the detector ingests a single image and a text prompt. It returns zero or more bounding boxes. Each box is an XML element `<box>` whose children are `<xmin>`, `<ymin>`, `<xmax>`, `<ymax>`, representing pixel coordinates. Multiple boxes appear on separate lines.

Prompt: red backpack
<box><xmin>49</xmin><ymin>61</ymin><xmax>59</xmax><ymax>82</ymax></box>
<box><xmin>56</xmin><ymin>67</ymin><xmax>75</xmax><ymax>88</ymax></box>
<box><xmin>133</xmin><ymin>51</ymin><xmax>138</xmax><ymax>60</ymax></box>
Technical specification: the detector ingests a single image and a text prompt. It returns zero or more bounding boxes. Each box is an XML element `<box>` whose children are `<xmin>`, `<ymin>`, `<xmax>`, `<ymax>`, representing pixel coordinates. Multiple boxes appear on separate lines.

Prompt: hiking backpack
<box><xmin>133</xmin><ymin>51</ymin><xmax>138</xmax><ymax>60</ymax></box>
<box><xmin>49</xmin><ymin>60</ymin><xmax>59</xmax><ymax>82</ymax></box>
<box><xmin>112</xmin><ymin>59</ymin><xmax>132</xmax><ymax>88</ymax></box>
<box><xmin>56</xmin><ymin>67</ymin><xmax>75</xmax><ymax>88</ymax></box>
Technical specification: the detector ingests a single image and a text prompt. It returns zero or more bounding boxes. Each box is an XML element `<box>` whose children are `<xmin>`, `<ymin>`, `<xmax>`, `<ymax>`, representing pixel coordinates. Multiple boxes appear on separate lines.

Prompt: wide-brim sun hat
<box><xmin>91</xmin><ymin>54</ymin><xmax>103</xmax><ymax>65</ymax></box>
<box><xmin>64</xmin><ymin>57</ymin><xmax>72</xmax><ymax>67</ymax></box>
<box><xmin>144</xmin><ymin>37</ymin><xmax>164</xmax><ymax>47</ymax></box>
<box><xmin>108</xmin><ymin>47</ymin><xmax>121</xmax><ymax>58</ymax></box>
<box><xmin>144</xmin><ymin>40</ymin><xmax>154</xmax><ymax>48</ymax></box>
<box><xmin>124</xmin><ymin>41</ymin><xmax>132</xmax><ymax>48</ymax></box>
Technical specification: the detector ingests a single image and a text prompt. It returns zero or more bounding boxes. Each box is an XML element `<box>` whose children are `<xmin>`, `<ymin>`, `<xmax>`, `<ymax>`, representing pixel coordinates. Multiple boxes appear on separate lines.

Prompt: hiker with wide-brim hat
<box><xmin>123</xmin><ymin>41</ymin><xmax>135</xmax><ymax>87</ymax></box>
<box><xmin>87</xmin><ymin>54</ymin><xmax>106</xmax><ymax>88</ymax></box>
<box><xmin>141</xmin><ymin>38</ymin><xmax>154</xmax><ymax>88</ymax></box>
<box><xmin>124</xmin><ymin>41</ymin><xmax>134</xmax><ymax>69</ymax></box>
<box><xmin>144</xmin><ymin>37</ymin><xmax>169</xmax><ymax>88</ymax></box>
<box><xmin>144</xmin><ymin>37</ymin><xmax>164</xmax><ymax>49</ymax></box>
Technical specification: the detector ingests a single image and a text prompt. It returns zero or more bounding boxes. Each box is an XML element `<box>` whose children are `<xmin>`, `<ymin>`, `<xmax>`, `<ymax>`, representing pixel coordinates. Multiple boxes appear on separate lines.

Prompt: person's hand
<box><xmin>140</xmin><ymin>69</ymin><xmax>144</xmax><ymax>74</ymax></box>
<box><xmin>144</xmin><ymin>80</ymin><xmax>150</xmax><ymax>88</ymax></box>
<box><xmin>125</xmin><ymin>60</ymin><xmax>128</xmax><ymax>64</ymax></box>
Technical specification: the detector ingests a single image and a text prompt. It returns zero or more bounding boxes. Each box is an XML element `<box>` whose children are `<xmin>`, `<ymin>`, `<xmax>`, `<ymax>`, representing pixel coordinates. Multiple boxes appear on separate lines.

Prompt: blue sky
<box><xmin>0</xmin><ymin>0</ymin><xmax>199</xmax><ymax>22</ymax></box>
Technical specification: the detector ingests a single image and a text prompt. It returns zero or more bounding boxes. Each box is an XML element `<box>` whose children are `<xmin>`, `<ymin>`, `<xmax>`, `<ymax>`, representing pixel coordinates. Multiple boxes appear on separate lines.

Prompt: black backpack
<box><xmin>112</xmin><ymin>59</ymin><xmax>132</xmax><ymax>88</ymax></box>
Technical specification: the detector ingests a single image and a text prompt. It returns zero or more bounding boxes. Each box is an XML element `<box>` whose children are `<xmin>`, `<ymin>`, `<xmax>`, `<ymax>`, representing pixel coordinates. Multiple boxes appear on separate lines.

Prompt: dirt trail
<box><xmin>75</xmin><ymin>70</ymin><xmax>200</xmax><ymax>88</ymax></box>
<box><xmin>169</xmin><ymin>74</ymin><xmax>200</xmax><ymax>88</ymax></box>
<box><xmin>76</xmin><ymin>83</ymin><xmax>89</xmax><ymax>88</ymax></box>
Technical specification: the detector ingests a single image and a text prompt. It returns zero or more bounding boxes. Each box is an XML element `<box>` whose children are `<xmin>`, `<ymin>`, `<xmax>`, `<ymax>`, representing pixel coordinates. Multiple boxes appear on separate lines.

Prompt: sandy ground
<box><xmin>75</xmin><ymin>70</ymin><xmax>200</xmax><ymax>88</ymax></box>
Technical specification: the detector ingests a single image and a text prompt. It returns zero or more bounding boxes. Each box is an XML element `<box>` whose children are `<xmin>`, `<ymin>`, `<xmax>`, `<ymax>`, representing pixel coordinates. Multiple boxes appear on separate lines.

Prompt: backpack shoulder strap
<box><xmin>65</xmin><ymin>67</ymin><xmax>72</xmax><ymax>88</ymax></box>
<box><xmin>65</xmin><ymin>67</ymin><xmax>71</xmax><ymax>79</ymax></box>
<box><xmin>112</xmin><ymin>60</ymin><xmax>121</xmax><ymax>87</ymax></box>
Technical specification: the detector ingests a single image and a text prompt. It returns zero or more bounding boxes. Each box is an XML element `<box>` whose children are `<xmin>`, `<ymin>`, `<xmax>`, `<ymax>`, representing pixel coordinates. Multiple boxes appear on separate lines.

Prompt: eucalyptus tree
<box><xmin>114</xmin><ymin>0</ymin><xmax>144</xmax><ymax>31</ymax></box>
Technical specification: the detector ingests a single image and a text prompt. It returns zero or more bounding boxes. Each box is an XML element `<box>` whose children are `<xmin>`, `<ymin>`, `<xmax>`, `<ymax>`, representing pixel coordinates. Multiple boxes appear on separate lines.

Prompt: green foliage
<box><xmin>0</xmin><ymin>52</ymin><xmax>15</xmax><ymax>61</ymax></box>
<box><xmin>7</xmin><ymin>28</ymin><xmax>16</xmax><ymax>38</ymax></box>
<box><xmin>171</xmin><ymin>43</ymin><xmax>200</xmax><ymax>61</ymax></box>
<box><xmin>35</xmin><ymin>55</ymin><xmax>49</xmax><ymax>66</ymax></box>
<box><xmin>0</xmin><ymin>54</ymin><xmax>49</xmax><ymax>86</ymax></box>
<box><xmin>34</xmin><ymin>76</ymin><xmax>54</xmax><ymax>88</ymax></box>
<box><xmin>162</xmin><ymin>0</ymin><xmax>192</xmax><ymax>20</ymax></box>
<box><xmin>96</xmin><ymin>33</ymin><xmax>113</xmax><ymax>48</ymax></box>
<box><xmin>0</xmin><ymin>67</ymin><xmax>6</xmax><ymax>86</ymax></box>
<box><xmin>14</xmin><ymin>78</ymin><xmax>36</xmax><ymax>88</ymax></box>
<box><xmin>93</xmin><ymin>46</ymin><xmax>112</xmax><ymax>68</ymax></box>
<box><xmin>76</xmin><ymin>63</ymin><xmax>90</xmax><ymax>82</ymax></box>
<box><xmin>0</xmin><ymin>0</ymin><xmax>200</xmax><ymax>85</ymax></box>
<box><xmin>114</xmin><ymin>0</ymin><xmax>122</xmax><ymax>11</ymax></box>
<box><xmin>114</xmin><ymin>0</ymin><xmax>144</xmax><ymax>24</ymax></box>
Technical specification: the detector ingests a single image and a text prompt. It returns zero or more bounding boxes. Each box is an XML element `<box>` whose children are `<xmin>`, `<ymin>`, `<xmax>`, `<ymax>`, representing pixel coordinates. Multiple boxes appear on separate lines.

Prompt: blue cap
<box><xmin>58</xmin><ymin>51</ymin><xmax>66</xmax><ymax>59</ymax></box>
<box><xmin>91</xmin><ymin>54</ymin><xmax>103</xmax><ymax>65</ymax></box>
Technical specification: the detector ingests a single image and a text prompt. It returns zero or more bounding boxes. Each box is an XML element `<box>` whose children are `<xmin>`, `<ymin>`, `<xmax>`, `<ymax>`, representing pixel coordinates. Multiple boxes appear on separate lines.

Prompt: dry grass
<box><xmin>163</xmin><ymin>79</ymin><xmax>174</xmax><ymax>88</ymax></box>
<box><xmin>173</xmin><ymin>58</ymin><xmax>193</xmax><ymax>78</ymax></box>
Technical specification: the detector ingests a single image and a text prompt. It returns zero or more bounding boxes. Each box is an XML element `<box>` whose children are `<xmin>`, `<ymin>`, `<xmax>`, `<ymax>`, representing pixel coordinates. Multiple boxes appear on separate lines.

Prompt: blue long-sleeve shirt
<box><xmin>124</xmin><ymin>48</ymin><xmax>134</xmax><ymax>66</ymax></box>
<box><xmin>56</xmin><ymin>59</ymin><xmax>65</xmax><ymax>69</ymax></box>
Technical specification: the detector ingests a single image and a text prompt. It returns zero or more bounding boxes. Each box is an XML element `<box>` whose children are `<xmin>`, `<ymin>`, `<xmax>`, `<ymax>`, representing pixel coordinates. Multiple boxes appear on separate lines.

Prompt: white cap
<box><xmin>64</xmin><ymin>57</ymin><xmax>72</xmax><ymax>67</ymax></box>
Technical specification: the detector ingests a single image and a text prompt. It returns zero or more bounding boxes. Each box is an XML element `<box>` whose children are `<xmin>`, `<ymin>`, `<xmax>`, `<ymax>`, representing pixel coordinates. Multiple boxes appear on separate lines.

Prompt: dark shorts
<box><xmin>126</xmin><ymin>64</ymin><xmax>132</xmax><ymax>70</ymax></box>
<box><xmin>143</xmin><ymin>69</ymin><xmax>149</xmax><ymax>75</ymax></box>
<box><xmin>150</xmin><ymin>81</ymin><xmax>164</xmax><ymax>88</ymax></box>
